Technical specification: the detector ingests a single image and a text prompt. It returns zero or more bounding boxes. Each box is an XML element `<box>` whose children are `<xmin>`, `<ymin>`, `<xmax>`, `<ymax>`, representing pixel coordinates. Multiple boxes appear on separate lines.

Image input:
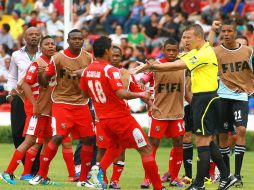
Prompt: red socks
<box><xmin>22</xmin><ymin>148</ymin><xmax>38</xmax><ymax>175</ymax></box>
<box><xmin>79</xmin><ymin>145</ymin><xmax>93</xmax><ymax>181</ymax></box>
<box><xmin>37</xmin><ymin>141</ymin><xmax>59</xmax><ymax>178</ymax></box>
<box><xmin>110</xmin><ymin>161</ymin><xmax>125</xmax><ymax>182</ymax></box>
<box><xmin>144</xmin><ymin>145</ymin><xmax>158</xmax><ymax>180</ymax></box>
<box><xmin>169</xmin><ymin>146</ymin><xmax>183</xmax><ymax>181</ymax></box>
<box><xmin>6</xmin><ymin>150</ymin><xmax>24</xmax><ymax>174</ymax></box>
<box><xmin>141</xmin><ymin>153</ymin><xmax>163</xmax><ymax>190</ymax></box>
<box><xmin>62</xmin><ymin>147</ymin><xmax>76</xmax><ymax>177</ymax></box>
<box><xmin>209</xmin><ymin>161</ymin><xmax>216</xmax><ymax>177</ymax></box>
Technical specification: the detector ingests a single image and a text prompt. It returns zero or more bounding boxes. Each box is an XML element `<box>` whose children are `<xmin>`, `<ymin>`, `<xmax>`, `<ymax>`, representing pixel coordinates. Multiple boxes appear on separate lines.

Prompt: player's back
<box><xmin>81</xmin><ymin>60</ymin><xmax>131</xmax><ymax>119</ymax></box>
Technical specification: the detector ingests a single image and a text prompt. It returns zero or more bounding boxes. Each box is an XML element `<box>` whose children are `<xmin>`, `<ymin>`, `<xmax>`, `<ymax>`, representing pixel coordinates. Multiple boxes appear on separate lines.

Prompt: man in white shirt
<box><xmin>46</xmin><ymin>11</ymin><xmax>64</xmax><ymax>36</ymax></box>
<box><xmin>6</xmin><ymin>26</ymin><xmax>41</xmax><ymax>176</ymax></box>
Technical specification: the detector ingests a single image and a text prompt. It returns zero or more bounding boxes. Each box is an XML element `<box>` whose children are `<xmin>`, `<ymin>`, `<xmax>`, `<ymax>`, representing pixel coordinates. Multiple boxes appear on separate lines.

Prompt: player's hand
<box><xmin>138</xmin><ymin>82</ymin><xmax>146</xmax><ymax>91</ymax></box>
<box><xmin>133</xmin><ymin>60</ymin><xmax>151</xmax><ymax>74</ymax></box>
<box><xmin>149</xmin><ymin>104</ymin><xmax>162</xmax><ymax>115</ymax></box>
<box><xmin>139</xmin><ymin>91</ymin><xmax>152</xmax><ymax>101</ymax></box>
<box><xmin>211</xmin><ymin>20</ymin><xmax>221</xmax><ymax>32</ymax></box>
<box><xmin>33</xmin><ymin>102</ymin><xmax>40</xmax><ymax>117</ymax></box>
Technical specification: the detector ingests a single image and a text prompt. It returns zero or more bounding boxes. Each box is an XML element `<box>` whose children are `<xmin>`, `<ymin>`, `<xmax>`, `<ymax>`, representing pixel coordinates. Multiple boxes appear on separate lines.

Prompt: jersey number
<box><xmin>178</xmin><ymin>122</ymin><xmax>184</xmax><ymax>132</ymax></box>
<box><xmin>88</xmin><ymin>80</ymin><xmax>106</xmax><ymax>103</ymax></box>
<box><xmin>234</xmin><ymin>110</ymin><xmax>242</xmax><ymax>121</ymax></box>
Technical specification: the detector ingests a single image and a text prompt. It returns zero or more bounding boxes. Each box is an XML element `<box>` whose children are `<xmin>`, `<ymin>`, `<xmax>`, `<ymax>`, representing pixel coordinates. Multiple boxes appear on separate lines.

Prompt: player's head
<box><xmin>236</xmin><ymin>35</ymin><xmax>249</xmax><ymax>46</ymax></box>
<box><xmin>67</xmin><ymin>29</ymin><xmax>84</xmax><ymax>52</ymax></box>
<box><xmin>25</xmin><ymin>27</ymin><xmax>41</xmax><ymax>48</ymax></box>
<box><xmin>183</xmin><ymin>24</ymin><xmax>204</xmax><ymax>50</ymax></box>
<box><xmin>40</xmin><ymin>35</ymin><xmax>56</xmax><ymax>58</ymax></box>
<box><xmin>111</xmin><ymin>45</ymin><xmax>122</xmax><ymax>68</ymax></box>
<box><xmin>163</xmin><ymin>38</ymin><xmax>179</xmax><ymax>62</ymax></box>
<box><xmin>221</xmin><ymin>20</ymin><xmax>237</xmax><ymax>45</ymax></box>
<box><xmin>93</xmin><ymin>36</ymin><xmax>112</xmax><ymax>61</ymax></box>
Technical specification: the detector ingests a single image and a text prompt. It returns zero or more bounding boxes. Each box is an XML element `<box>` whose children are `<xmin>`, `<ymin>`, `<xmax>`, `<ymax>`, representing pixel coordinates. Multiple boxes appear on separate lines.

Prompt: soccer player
<box><xmin>209</xmin><ymin>20</ymin><xmax>254</xmax><ymax>188</ymax></box>
<box><xmin>1</xmin><ymin>35</ymin><xmax>55</xmax><ymax>185</ymax></box>
<box><xmin>80</xmin><ymin>36</ymin><xmax>166</xmax><ymax>190</ymax></box>
<box><xmin>134</xmin><ymin>24</ymin><xmax>237</xmax><ymax>190</ymax></box>
<box><xmin>139</xmin><ymin>38</ymin><xmax>191</xmax><ymax>188</ymax></box>
<box><xmin>29</xmin><ymin>29</ymin><xmax>95</xmax><ymax>187</ymax></box>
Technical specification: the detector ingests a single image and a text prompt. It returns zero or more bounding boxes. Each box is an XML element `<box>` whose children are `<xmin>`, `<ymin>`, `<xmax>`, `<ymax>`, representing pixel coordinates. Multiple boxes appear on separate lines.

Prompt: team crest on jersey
<box><xmin>189</xmin><ymin>56</ymin><xmax>198</xmax><ymax>64</ymax></box>
<box><xmin>155</xmin><ymin>126</ymin><xmax>160</xmax><ymax>132</ymax></box>
<box><xmin>61</xmin><ymin>123</ymin><xmax>66</xmax><ymax>129</ymax></box>
<box><xmin>113</xmin><ymin>72</ymin><xmax>120</xmax><ymax>79</ymax></box>
<box><xmin>98</xmin><ymin>136</ymin><xmax>104</xmax><ymax>142</ymax></box>
<box><xmin>29</xmin><ymin>65</ymin><xmax>37</xmax><ymax>73</ymax></box>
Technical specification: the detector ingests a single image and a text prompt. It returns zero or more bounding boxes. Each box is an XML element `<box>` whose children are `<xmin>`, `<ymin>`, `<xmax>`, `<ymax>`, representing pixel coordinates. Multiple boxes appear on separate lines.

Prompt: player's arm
<box><xmin>42</xmin><ymin>59</ymin><xmax>57</xmax><ymax>86</ymax></box>
<box><xmin>207</xmin><ymin>20</ymin><xmax>221</xmax><ymax>46</ymax></box>
<box><xmin>115</xmin><ymin>89</ymin><xmax>150</xmax><ymax>100</ymax></box>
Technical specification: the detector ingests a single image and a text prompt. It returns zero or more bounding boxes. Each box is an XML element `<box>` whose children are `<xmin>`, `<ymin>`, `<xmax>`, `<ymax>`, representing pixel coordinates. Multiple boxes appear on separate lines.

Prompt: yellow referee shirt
<box><xmin>180</xmin><ymin>42</ymin><xmax>218</xmax><ymax>93</ymax></box>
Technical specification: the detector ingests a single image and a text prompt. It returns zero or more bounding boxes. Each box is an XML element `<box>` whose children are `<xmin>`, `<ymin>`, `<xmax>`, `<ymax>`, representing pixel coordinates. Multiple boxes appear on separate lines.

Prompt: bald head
<box><xmin>25</xmin><ymin>27</ymin><xmax>41</xmax><ymax>47</ymax></box>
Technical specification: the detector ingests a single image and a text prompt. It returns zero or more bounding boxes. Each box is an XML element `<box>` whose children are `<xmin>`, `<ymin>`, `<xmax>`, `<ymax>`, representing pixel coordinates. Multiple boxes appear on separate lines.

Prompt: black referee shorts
<box><xmin>184</xmin><ymin>104</ymin><xmax>193</xmax><ymax>132</ymax></box>
<box><xmin>192</xmin><ymin>91</ymin><xmax>221</xmax><ymax>136</ymax></box>
<box><xmin>219</xmin><ymin>98</ymin><xmax>248</xmax><ymax>133</ymax></box>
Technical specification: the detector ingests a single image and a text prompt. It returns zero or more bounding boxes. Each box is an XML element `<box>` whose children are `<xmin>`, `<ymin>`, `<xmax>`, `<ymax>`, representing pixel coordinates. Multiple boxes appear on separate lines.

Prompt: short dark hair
<box><xmin>246</xmin><ymin>24</ymin><xmax>253</xmax><ymax>33</ymax></box>
<box><xmin>1</xmin><ymin>43</ymin><xmax>10</xmax><ymax>54</ymax></box>
<box><xmin>184</xmin><ymin>24</ymin><xmax>204</xmax><ymax>39</ymax></box>
<box><xmin>68</xmin><ymin>29</ymin><xmax>83</xmax><ymax>39</ymax></box>
<box><xmin>164</xmin><ymin>38</ymin><xmax>179</xmax><ymax>47</ymax></box>
<box><xmin>222</xmin><ymin>20</ymin><xmax>237</xmax><ymax>31</ymax></box>
<box><xmin>40</xmin><ymin>35</ymin><xmax>54</xmax><ymax>46</ymax></box>
<box><xmin>2</xmin><ymin>23</ymin><xmax>10</xmax><ymax>32</ymax></box>
<box><xmin>236</xmin><ymin>35</ymin><xmax>249</xmax><ymax>46</ymax></box>
<box><xmin>112</xmin><ymin>45</ymin><xmax>122</xmax><ymax>55</ymax></box>
<box><xmin>93</xmin><ymin>36</ymin><xmax>112</xmax><ymax>58</ymax></box>
<box><xmin>136</xmin><ymin>46</ymin><xmax>145</xmax><ymax>54</ymax></box>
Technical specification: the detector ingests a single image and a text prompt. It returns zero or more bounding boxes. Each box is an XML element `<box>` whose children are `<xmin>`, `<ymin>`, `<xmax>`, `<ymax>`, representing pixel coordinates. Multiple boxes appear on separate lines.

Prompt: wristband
<box><xmin>138</xmin><ymin>92</ymin><xmax>146</xmax><ymax>99</ymax></box>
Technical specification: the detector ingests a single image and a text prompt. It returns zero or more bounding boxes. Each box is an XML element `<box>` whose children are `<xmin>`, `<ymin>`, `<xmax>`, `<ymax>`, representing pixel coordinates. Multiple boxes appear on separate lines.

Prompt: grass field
<box><xmin>0</xmin><ymin>144</ymin><xmax>253</xmax><ymax>190</ymax></box>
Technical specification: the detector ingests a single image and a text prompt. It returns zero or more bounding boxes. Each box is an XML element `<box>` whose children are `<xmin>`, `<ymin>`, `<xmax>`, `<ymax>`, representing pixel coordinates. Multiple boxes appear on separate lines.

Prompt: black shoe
<box><xmin>217</xmin><ymin>174</ymin><xmax>237</xmax><ymax>190</ymax></box>
<box><xmin>185</xmin><ymin>184</ymin><xmax>205</xmax><ymax>190</ymax></box>
<box><xmin>234</xmin><ymin>175</ymin><xmax>243</xmax><ymax>188</ymax></box>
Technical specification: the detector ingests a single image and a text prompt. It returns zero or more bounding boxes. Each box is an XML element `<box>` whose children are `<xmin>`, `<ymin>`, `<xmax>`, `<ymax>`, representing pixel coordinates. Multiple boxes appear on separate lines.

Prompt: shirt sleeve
<box><xmin>24</xmin><ymin>62</ymin><xmax>38</xmax><ymax>84</ymax></box>
<box><xmin>6</xmin><ymin>55</ymin><xmax>18</xmax><ymax>91</ymax></box>
<box><xmin>180</xmin><ymin>49</ymin><xmax>205</xmax><ymax>71</ymax></box>
<box><xmin>107</xmin><ymin>67</ymin><xmax>124</xmax><ymax>91</ymax></box>
<box><xmin>44</xmin><ymin>59</ymin><xmax>56</xmax><ymax>76</ymax></box>
<box><xmin>129</xmin><ymin>74</ymin><xmax>144</xmax><ymax>92</ymax></box>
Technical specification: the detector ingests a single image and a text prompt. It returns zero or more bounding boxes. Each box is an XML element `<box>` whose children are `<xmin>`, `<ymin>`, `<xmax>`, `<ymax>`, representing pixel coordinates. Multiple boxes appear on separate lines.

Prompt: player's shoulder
<box><xmin>241</xmin><ymin>45</ymin><xmax>253</xmax><ymax>53</ymax></box>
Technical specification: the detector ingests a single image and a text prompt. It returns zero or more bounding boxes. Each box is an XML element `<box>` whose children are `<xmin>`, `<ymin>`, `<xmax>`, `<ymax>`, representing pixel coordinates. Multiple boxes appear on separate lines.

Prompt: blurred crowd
<box><xmin>0</xmin><ymin>0</ymin><xmax>254</xmax><ymax>113</ymax></box>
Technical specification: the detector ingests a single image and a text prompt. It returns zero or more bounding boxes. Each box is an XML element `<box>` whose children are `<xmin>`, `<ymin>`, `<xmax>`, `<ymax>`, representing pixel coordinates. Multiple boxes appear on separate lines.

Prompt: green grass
<box><xmin>0</xmin><ymin>144</ymin><xmax>253</xmax><ymax>190</ymax></box>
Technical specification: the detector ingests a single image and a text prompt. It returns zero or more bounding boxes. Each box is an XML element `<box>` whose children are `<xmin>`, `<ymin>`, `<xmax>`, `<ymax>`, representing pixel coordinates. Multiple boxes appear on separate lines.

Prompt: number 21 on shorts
<box><xmin>88</xmin><ymin>80</ymin><xmax>107</xmax><ymax>103</ymax></box>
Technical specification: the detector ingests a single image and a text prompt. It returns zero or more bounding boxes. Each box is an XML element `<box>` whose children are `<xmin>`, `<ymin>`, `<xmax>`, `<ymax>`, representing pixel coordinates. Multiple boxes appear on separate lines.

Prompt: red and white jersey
<box><xmin>24</xmin><ymin>55</ymin><xmax>51</xmax><ymax>114</ymax></box>
<box><xmin>80</xmin><ymin>60</ymin><xmax>131</xmax><ymax>119</ymax></box>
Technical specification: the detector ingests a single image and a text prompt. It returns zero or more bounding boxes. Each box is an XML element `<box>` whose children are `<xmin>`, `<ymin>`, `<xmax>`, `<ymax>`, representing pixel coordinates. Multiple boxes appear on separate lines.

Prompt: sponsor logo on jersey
<box><xmin>158</xmin><ymin>83</ymin><xmax>181</xmax><ymax>93</ymax></box>
<box><xmin>222</xmin><ymin>61</ymin><xmax>250</xmax><ymax>73</ymax></box>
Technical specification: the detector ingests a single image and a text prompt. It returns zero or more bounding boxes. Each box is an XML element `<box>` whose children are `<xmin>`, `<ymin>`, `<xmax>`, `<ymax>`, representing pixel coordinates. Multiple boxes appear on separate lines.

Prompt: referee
<box><xmin>6</xmin><ymin>27</ymin><xmax>41</xmax><ymax>175</ymax></box>
<box><xmin>135</xmin><ymin>24</ymin><xmax>237</xmax><ymax>190</ymax></box>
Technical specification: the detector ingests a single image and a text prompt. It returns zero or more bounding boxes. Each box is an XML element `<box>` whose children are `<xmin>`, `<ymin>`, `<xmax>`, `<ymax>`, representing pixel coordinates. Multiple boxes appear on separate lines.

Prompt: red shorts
<box><xmin>148</xmin><ymin>116</ymin><xmax>185</xmax><ymax>139</ymax></box>
<box><xmin>52</xmin><ymin>103</ymin><xmax>95</xmax><ymax>139</ymax></box>
<box><xmin>96</xmin><ymin>120</ymin><xmax>110</xmax><ymax>149</ymax></box>
<box><xmin>23</xmin><ymin>115</ymin><xmax>52</xmax><ymax>139</ymax></box>
<box><xmin>99</xmin><ymin>115</ymin><xmax>148</xmax><ymax>149</ymax></box>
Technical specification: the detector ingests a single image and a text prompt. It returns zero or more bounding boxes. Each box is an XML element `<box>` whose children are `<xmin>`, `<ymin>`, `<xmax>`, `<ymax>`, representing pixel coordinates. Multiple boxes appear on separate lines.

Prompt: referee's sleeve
<box><xmin>180</xmin><ymin>49</ymin><xmax>204</xmax><ymax>71</ymax></box>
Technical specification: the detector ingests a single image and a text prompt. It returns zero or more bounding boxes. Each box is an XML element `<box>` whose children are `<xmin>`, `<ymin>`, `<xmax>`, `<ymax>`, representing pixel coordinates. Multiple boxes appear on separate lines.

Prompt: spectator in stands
<box><xmin>221</xmin><ymin>0</ymin><xmax>245</xmax><ymax>15</ymax></box>
<box><xmin>14</xmin><ymin>0</ymin><xmax>33</xmax><ymax>19</ymax></box>
<box><xmin>27</xmin><ymin>10</ymin><xmax>45</xmax><ymax>28</ymax></box>
<box><xmin>55</xmin><ymin>30</ymin><xmax>64</xmax><ymax>48</ymax></box>
<box><xmin>128</xmin><ymin>24</ymin><xmax>145</xmax><ymax>47</ymax></box>
<box><xmin>9</xmin><ymin>10</ymin><xmax>25</xmax><ymax>41</ymax></box>
<box><xmin>34</xmin><ymin>0</ymin><xmax>54</xmax><ymax>22</ymax></box>
<box><xmin>141</xmin><ymin>0</ymin><xmax>165</xmax><ymax>25</ymax></box>
<box><xmin>182</xmin><ymin>0</ymin><xmax>201</xmax><ymax>18</ymax></box>
<box><xmin>0</xmin><ymin>44</ymin><xmax>10</xmax><ymax>92</ymax></box>
<box><xmin>174</xmin><ymin>12</ymin><xmax>190</xmax><ymax>39</ymax></box>
<box><xmin>168</xmin><ymin>0</ymin><xmax>182</xmax><ymax>15</ymax></box>
<box><xmin>81</xmin><ymin>26</ymin><xmax>93</xmax><ymax>52</ymax></box>
<box><xmin>73</xmin><ymin>0</ymin><xmax>90</xmax><ymax>17</ymax></box>
<box><xmin>103</xmin><ymin>0</ymin><xmax>133</xmax><ymax>34</ymax></box>
<box><xmin>46</xmin><ymin>11</ymin><xmax>64</xmax><ymax>36</ymax></box>
<box><xmin>109</xmin><ymin>25</ymin><xmax>127</xmax><ymax>46</ymax></box>
<box><xmin>0</xmin><ymin>23</ymin><xmax>14</xmax><ymax>50</ymax></box>
<box><xmin>122</xmin><ymin>46</ymin><xmax>134</xmax><ymax>62</ymax></box>
<box><xmin>53</xmin><ymin>0</ymin><xmax>64</xmax><ymax>17</ymax></box>
<box><xmin>72</xmin><ymin>11</ymin><xmax>83</xmax><ymax>29</ymax></box>
<box><xmin>120</xmin><ymin>37</ymin><xmax>129</xmax><ymax>55</ymax></box>
<box><xmin>16</xmin><ymin>23</ymin><xmax>29</xmax><ymax>49</ymax></box>
<box><xmin>141</xmin><ymin>12</ymin><xmax>160</xmax><ymax>53</ymax></box>
<box><xmin>248</xmin><ymin>12</ymin><xmax>254</xmax><ymax>27</ymax></box>
<box><xmin>133</xmin><ymin>45</ymin><xmax>146</xmax><ymax>62</ymax></box>
<box><xmin>124</xmin><ymin>0</ymin><xmax>144</xmax><ymax>33</ymax></box>
<box><xmin>236</xmin><ymin>35</ymin><xmax>249</xmax><ymax>46</ymax></box>
<box><xmin>245</xmin><ymin>24</ymin><xmax>254</xmax><ymax>46</ymax></box>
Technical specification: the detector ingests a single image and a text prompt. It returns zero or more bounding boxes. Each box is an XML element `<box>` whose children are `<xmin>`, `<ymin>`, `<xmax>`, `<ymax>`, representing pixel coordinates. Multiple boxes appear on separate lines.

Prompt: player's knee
<box><xmin>81</xmin><ymin>136</ymin><xmax>95</xmax><ymax>146</ymax></box>
<box><xmin>183</xmin><ymin>132</ymin><xmax>192</xmax><ymax>143</ymax></box>
<box><xmin>149</xmin><ymin>137</ymin><xmax>160</xmax><ymax>147</ymax></box>
<box><xmin>236</xmin><ymin>126</ymin><xmax>246</xmax><ymax>137</ymax></box>
<box><xmin>137</xmin><ymin>144</ymin><xmax>152</xmax><ymax>156</ymax></box>
<box><xmin>219</xmin><ymin>133</ymin><xmax>228</xmax><ymax>147</ymax></box>
<box><xmin>52</xmin><ymin>135</ymin><xmax>63</xmax><ymax>145</ymax></box>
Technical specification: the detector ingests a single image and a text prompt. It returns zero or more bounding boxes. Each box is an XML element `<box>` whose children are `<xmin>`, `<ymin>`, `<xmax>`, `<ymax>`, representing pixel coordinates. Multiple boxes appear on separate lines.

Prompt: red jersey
<box><xmin>80</xmin><ymin>60</ymin><xmax>131</xmax><ymax>119</ymax></box>
<box><xmin>24</xmin><ymin>55</ymin><xmax>51</xmax><ymax>114</ymax></box>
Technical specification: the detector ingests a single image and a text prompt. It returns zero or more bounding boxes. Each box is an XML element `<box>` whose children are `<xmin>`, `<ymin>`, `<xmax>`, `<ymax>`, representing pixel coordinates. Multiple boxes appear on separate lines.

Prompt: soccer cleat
<box><xmin>181</xmin><ymin>176</ymin><xmax>192</xmax><ymax>185</ymax></box>
<box><xmin>90</xmin><ymin>165</ymin><xmax>104</xmax><ymax>190</ymax></box>
<box><xmin>170</xmin><ymin>178</ymin><xmax>186</xmax><ymax>187</ymax></box>
<box><xmin>185</xmin><ymin>184</ymin><xmax>205</xmax><ymax>190</ymax></box>
<box><xmin>1</xmin><ymin>172</ymin><xmax>17</xmax><ymax>185</ymax></box>
<box><xmin>217</xmin><ymin>174</ymin><xmax>237</xmax><ymax>190</ymax></box>
<box><xmin>77</xmin><ymin>180</ymin><xmax>95</xmax><ymax>188</ymax></box>
<box><xmin>20</xmin><ymin>174</ymin><xmax>34</xmax><ymax>181</ymax></box>
<box><xmin>234</xmin><ymin>175</ymin><xmax>243</xmax><ymax>188</ymax></box>
<box><xmin>204</xmin><ymin>177</ymin><xmax>212</xmax><ymax>185</ymax></box>
<box><xmin>161</xmin><ymin>172</ymin><xmax>171</xmax><ymax>183</ymax></box>
<box><xmin>41</xmin><ymin>177</ymin><xmax>60</xmax><ymax>186</ymax></box>
<box><xmin>68</xmin><ymin>175</ymin><xmax>79</xmax><ymax>182</ymax></box>
<box><xmin>29</xmin><ymin>175</ymin><xmax>43</xmax><ymax>185</ymax></box>
<box><xmin>140</xmin><ymin>178</ymin><xmax>150</xmax><ymax>189</ymax></box>
<box><xmin>109</xmin><ymin>180</ymin><xmax>121</xmax><ymax>189</ymax></box>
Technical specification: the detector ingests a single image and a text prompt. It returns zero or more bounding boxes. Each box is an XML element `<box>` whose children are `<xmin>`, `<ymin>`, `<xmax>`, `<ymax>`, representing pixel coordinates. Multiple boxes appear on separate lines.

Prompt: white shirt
<box><xmin>46</xmin><ymin>20</ymin><xmax>64</xmax><ymax>36</ymax></box>
<box><xmin>7</xmin><ymin>46</ymin><xmax>41</xmax><ymax>91</ymax></box>
<box><xmin>109</xmin><ymin>34</ymin><xmax>127</xmax><ymax>46</ymax></box>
